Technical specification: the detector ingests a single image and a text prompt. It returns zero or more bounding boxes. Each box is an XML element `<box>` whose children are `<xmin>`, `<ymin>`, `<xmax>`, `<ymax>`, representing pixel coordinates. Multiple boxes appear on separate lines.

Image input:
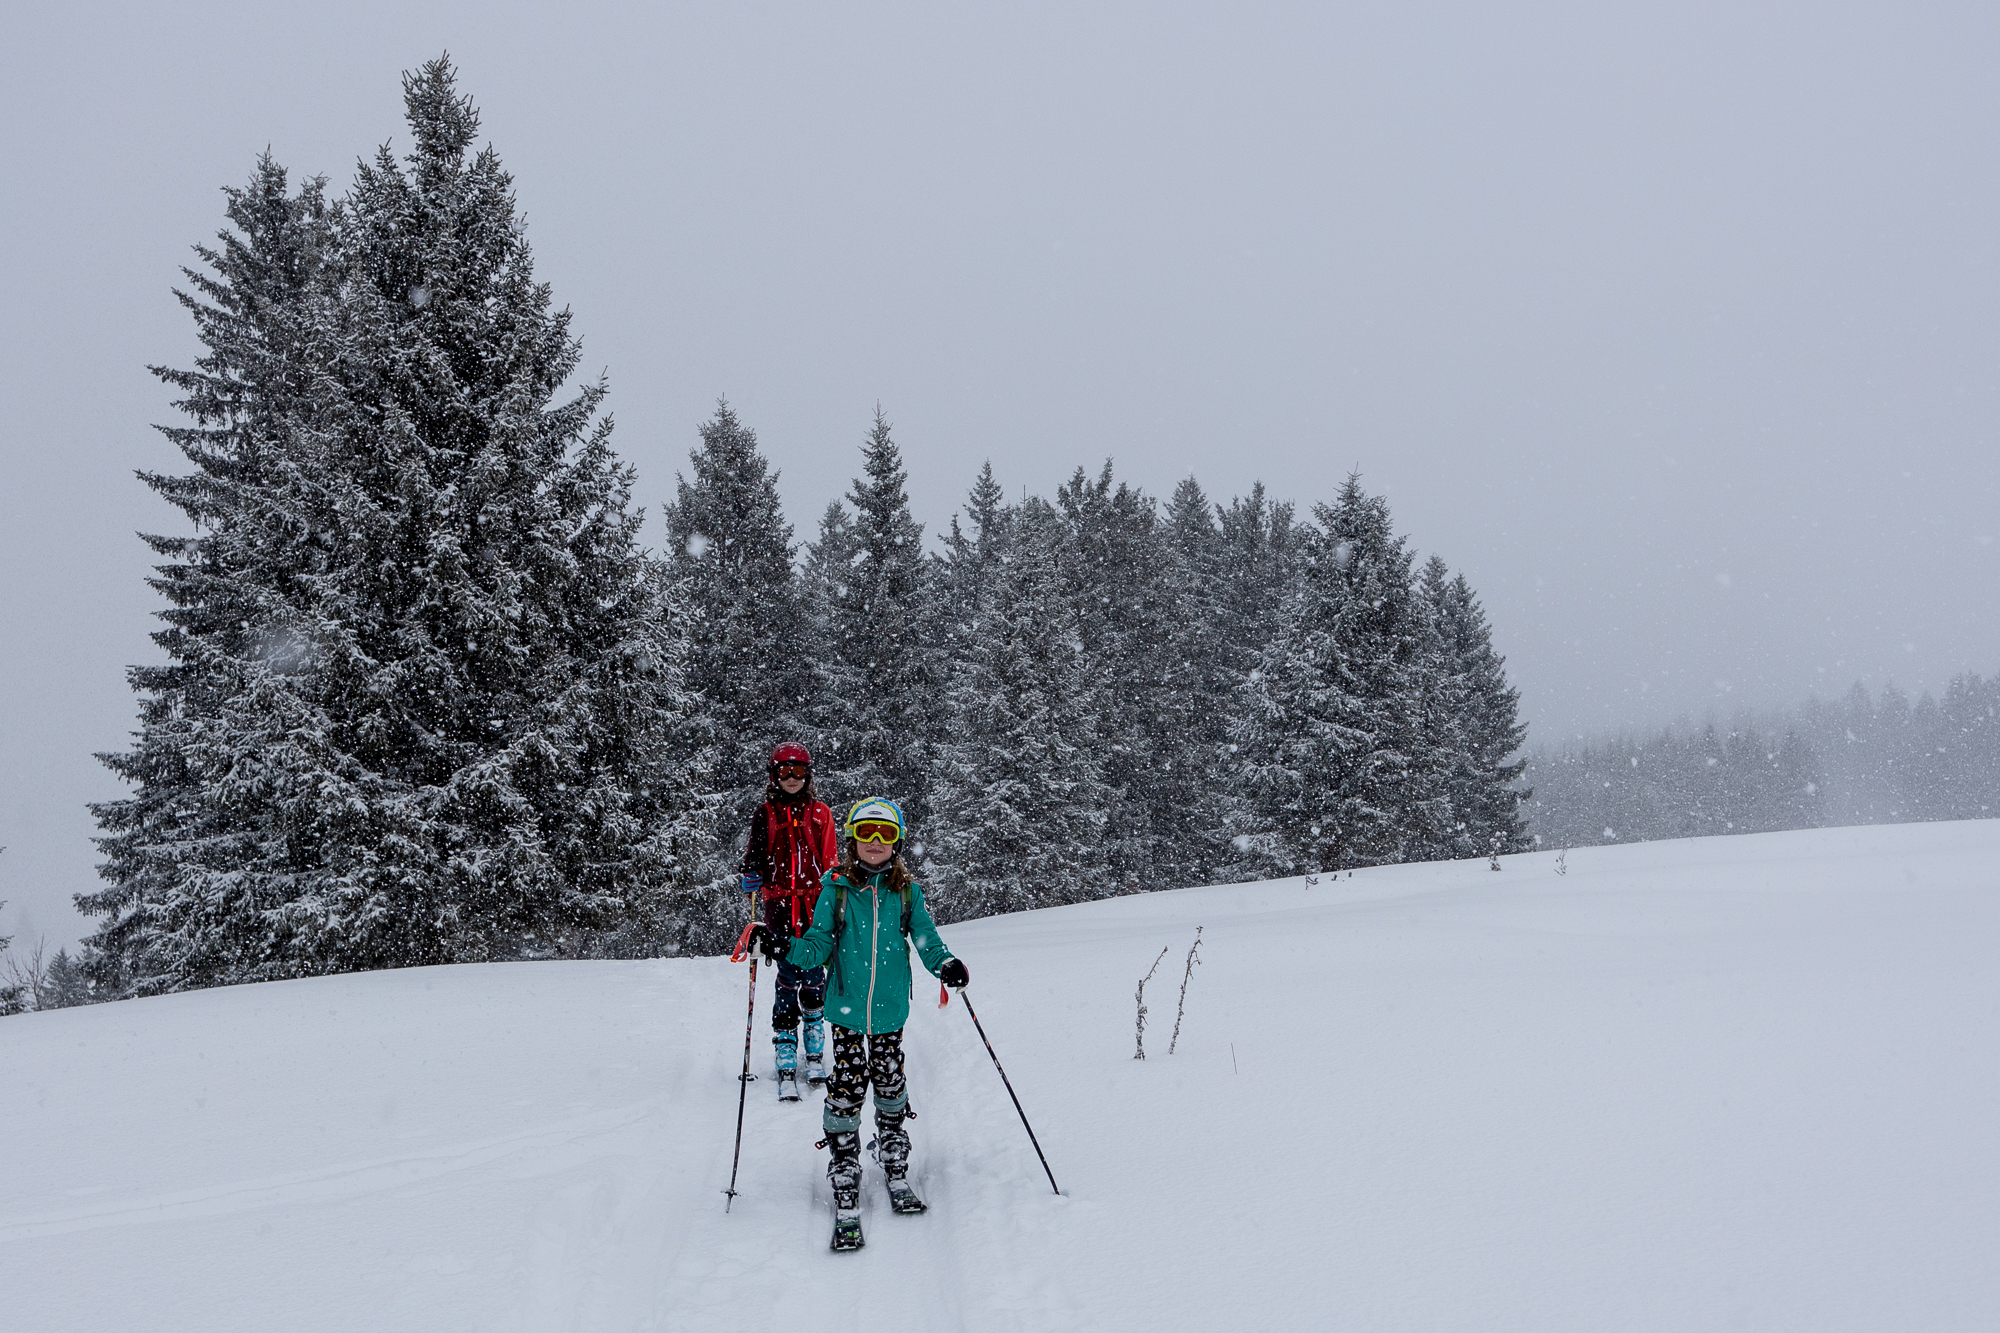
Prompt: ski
<box><xmin>830</xmin><ymin>1210</ymin><xmax>864</xmax><ymax>1252</ymax></box>
<box><xmin>886</xmin><ymin>1178</ymin><xmax>928</xmax><ymax>1215</ymax></box>
<box><xmin>777</xmin><ymin>1069</ymin><xmax>801</xmax><ymax>1102</ymax></box>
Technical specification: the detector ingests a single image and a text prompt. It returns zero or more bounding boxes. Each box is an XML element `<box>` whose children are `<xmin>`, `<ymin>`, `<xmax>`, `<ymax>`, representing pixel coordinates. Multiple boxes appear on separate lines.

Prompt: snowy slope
<box><xmin>5</xmin><ymin>822</ymin><xmax>1998</xmax><ymax>1332</ymax></box>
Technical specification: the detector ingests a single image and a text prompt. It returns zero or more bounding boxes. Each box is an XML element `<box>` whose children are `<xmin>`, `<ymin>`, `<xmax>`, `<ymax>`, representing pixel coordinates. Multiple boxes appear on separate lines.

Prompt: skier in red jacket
<box><xmin>740</xmin><ymin>741</ymin><xmax>839</xmax><ymax>1091</ymax></box>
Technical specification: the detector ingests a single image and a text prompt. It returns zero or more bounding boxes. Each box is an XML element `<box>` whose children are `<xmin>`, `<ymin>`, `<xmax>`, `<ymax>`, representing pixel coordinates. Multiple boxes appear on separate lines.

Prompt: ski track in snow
<box><xmin>0</xmin><ymin>1103</ymin><xmax>660</xmax><ymax>1241</ymax></box>
<box><xmin>5</xmin><ymin>820</ymin><xmax>1999</xmax><ymax>1331</ymax></box>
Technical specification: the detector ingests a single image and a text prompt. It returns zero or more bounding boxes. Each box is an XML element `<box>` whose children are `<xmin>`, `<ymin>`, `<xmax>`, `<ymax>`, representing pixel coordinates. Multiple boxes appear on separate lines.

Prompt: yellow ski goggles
<box><xmin>850</xmin><ymin>820</ymin><xmax>902</xmax><ymax>844</ymax></box>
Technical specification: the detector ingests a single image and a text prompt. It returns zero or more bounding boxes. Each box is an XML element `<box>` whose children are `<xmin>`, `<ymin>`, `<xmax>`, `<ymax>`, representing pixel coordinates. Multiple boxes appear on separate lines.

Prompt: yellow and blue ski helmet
<box><xmin>844</xmin><ymin>796</ymin><xmax>906</xmax><ymax>842</ymax></box>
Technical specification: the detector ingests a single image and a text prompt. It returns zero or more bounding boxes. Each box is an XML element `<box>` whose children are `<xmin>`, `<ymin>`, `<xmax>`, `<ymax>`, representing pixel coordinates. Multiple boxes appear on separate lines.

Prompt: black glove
<box><xmin>747</xmin><ymin>923</ymin><xmax>789</xmax><ymax>963</ymax></box>
<box><xmin>939</xmin><ymin>957</ymin><xmax>969</xmax><ymax>989</ymax></box>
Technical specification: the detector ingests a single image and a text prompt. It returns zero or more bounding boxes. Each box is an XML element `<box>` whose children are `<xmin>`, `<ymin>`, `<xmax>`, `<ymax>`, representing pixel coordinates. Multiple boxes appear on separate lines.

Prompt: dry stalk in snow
<box><xmin>1134</xmin><ymin>944</ymin><xmax>1169</xmax><ymax>1060</ymax></box>
<box><xmin>1169</xmin><ymin>926</ymin><xmax>1204</xmax><ymax>1055</ymax></box>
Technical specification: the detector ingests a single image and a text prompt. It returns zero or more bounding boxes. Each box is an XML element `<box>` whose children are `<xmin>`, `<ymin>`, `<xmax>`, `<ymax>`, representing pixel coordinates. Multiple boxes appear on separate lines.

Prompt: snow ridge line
<box><xmin>0</xmin><ymin>1103</ymin><xmax>659</xmax><ymax>1240</ymax></box>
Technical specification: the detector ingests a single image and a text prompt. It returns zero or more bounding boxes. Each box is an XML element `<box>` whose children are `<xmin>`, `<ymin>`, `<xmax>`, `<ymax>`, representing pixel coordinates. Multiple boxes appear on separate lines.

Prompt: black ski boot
<box><xmin>827</xmin><ymin>1131</ymin><xmax>864</xmax><ymax>1251</ymax></box>
<box><xmin>870</xmin><ymin>1108</ymin><xmax>926</xmax><ymax>1213</ymax></box>
<box><xmin>885</xmin><ymin>1176</ymin><xmax>927</xmax><ymax>1214</ymax></box>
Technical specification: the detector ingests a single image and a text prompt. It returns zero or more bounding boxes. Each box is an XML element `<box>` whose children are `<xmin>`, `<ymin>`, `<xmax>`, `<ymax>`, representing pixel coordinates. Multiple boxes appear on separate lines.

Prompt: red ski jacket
<box><xmin>740</xmin><ymin>797</ymin><xmax>838</xmax><ymax>934</ymax></box>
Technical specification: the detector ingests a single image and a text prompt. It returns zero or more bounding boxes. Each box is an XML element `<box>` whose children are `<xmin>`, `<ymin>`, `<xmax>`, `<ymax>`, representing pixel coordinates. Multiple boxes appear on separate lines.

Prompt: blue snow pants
<box><xmin>771</xmin><ymin>955</ymin><xmax>827</xmax><ymax>1034</ymax></box>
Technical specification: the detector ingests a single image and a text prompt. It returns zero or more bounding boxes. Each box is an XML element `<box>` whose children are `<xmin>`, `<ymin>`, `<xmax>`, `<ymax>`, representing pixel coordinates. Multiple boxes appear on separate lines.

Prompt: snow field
<box><xmin>5</xmin><ymin>820</ymin><xmax>1998</xmax><ymax>1331</ymax></box>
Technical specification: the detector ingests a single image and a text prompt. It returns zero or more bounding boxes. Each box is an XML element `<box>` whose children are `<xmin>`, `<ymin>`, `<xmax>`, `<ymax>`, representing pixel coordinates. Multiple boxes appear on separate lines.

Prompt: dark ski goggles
<box><xmin>773</xmin><ymin>762</ymin><xmax>810</xmax><ymax>779</ymax></box>
<box><xmin>851</xmin><ymin>820</ymin><xmax>901</xmax><ymax>844</ymax></box>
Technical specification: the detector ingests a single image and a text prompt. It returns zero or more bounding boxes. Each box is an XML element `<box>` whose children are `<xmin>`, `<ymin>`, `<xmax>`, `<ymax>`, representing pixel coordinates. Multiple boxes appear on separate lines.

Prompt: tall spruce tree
<box><xmin>800</xmin><ymin>500</ymin><xmax>859</xmax><ymax>629</ymax></box>
<box><xmin>801</xmin><ymin>497</ymin><xmax>861</xmax><ymax>795</ymax></box>
<box><xmin>1234</xmin><ymin>477</ymin><xmax>1426</xmax><ymax>872</ymax></box>
<box><xmin>931</xmin><ymin>462</ymin><xmax>1013</xmax><ymax>668</ymax></box>
<box><xmin>809</xmin><ymin>410</ymin><xmax>932</xmax><ymax>826</ymax></box>
<box><xmin>84</xmin><ymin>60</ymin><xmax>709</xmax><ymax>993</ymax></box>
<box><xmin>82</xmin><ymin>157</ymin><xmax>336</xmax><ymax>992</ymax></box>
<box><xmin>661</xmin><ymin>400</ymin><xmax>813</xmax><ymax>881</ymax></box>
<box><xmin>1402</xmin><ymin>563</ymin><xmax>1471</xmax><ymax>861</ymax></box>
<box><xmin>1054</xmin><ymin>463</ymin><xmax>1175</xmax><ymax>890</ymax></box>
<box><xmin>917</xmin><ymin>460</ymin><xmax>1013</xmax><ymax>845</ymax></box>
<box><xmin>1216</xmin><ymin>482</ymin><xmax>1304</xmax><ymax>686</ymax></box>
<box><xmin>1153</xmin><ymin>478</ymin><xmax>1238</xmax><ymax>883</ymax></box>
<box><xmin>1416</xmin><ymin>556</ymin><xmax>1530</xmax><ymax>858</ymax></box>
<box><xmin>1208</xmin><ymin>482</ymin><xmax>1306</xmax><ymax>876</ymax></box>
<box><xmin>926</xmin><ymin>499</ymin><xmax>1113</xmax><ymax>918</ymax></box>
<box><xmin>41</xmin><ymin>950</ymin><xmax>93</xmax><ymax>1009</ymax></box>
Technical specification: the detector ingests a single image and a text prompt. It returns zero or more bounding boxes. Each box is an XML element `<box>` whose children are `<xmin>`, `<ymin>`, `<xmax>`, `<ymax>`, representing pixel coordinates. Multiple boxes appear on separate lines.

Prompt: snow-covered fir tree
<box><xmin>84</xmin><ymin>60</ymin><xmax>710</xmax><ymax>992</ymax></box>
<box><xmin>930</xmin><ymin>461</ymin><xmax>1014</xmax><ymax>671</ymax></box>
<box><xmin>1394</xmin><ymin>565</ymin><xmax>1466</xmax><ymax>862</ymax></box>
<box><xmin>805</xmin><ymin>409</ymin><xmax>933</xmax><ymax>827</ymax></box>
<box><xmin>1215</xmin><ymin>482</ymin><xmax>1305</xmax><ymax>684</ymax></box>
<box><xmin>83</xmin><ymin>153</ymin><xmax>341</xmax><ymax>991</ymax></box>
<box><xmin>1053</xmin><ymin>464</ymin><xmax>1177</xmax><ymax>890</ymax></box>
<box><xmin>916</xmin><ymin>459</ymin><xmax>1014</xmax><ymax>844</ymax></box>
<box><xmin>1233</xmin><ymin>477</ymin><xmax>1428</xmax><ymax>872</ymax></box>
<box><xmin>1156</xmin><ymin>477</ymin><xmax>1248</xmax><ymax>883</ymax></box>
<box><xmin>1411</xmin><ymin>556</ymin><xmax>1530</xmax><ymax>859</ymax></box>
<box><xmin>926</xmin><ymin>499</ymin><xmax>1114</xmax><ymax>919</ymax></box>
<box><xmin>41</xmin><ymin>950</ymin><xmax>94</xmax><ymax>1009</ymax></box>
<box><xmin>659</xmin><ymin>400</ymin><xmax>813</xmax><ymax>884</ymax></box>
<box><xmin>800</xmin><ymin>500</ymin><xmax>858</xmax><ymax>634</ymax></box>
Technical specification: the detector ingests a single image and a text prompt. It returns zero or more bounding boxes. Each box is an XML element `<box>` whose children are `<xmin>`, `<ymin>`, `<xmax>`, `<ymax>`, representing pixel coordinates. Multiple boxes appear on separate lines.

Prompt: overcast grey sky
<box><xmin>3</xmin><ymin>1</ymin><xmax>1995</xmax><ymax>948</ymax></box>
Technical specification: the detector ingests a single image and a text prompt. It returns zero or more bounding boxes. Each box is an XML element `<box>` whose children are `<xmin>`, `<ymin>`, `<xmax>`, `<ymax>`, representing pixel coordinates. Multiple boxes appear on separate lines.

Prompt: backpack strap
<box><xmin>827</xmin><ymin>874</ymin><xmax>912</xmax><ymax>938</ymax></box>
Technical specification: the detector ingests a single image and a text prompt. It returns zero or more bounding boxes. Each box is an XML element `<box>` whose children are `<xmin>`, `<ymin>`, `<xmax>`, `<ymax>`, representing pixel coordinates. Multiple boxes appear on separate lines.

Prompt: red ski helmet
<box><xmin>768</xmin><ymin>741</ymin><xmax>813</xmax><ymax>771</ymax></box>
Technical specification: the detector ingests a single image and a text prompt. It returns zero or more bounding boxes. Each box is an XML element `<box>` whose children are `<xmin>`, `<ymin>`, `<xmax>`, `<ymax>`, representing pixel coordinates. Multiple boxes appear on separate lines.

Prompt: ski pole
<box><xmin>723</xmin><ymin>951</ymin><xmax>759</xmax><ymax>1211</ymax></box>
<box><xmin>960</xmin><ymin>989</ymin><xmax>1061</xmax><ymax>1196</ymax></box>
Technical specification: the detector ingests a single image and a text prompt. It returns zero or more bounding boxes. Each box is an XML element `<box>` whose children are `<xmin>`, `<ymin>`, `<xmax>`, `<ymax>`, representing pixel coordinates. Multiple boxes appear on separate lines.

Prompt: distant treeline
<box><xmin>1523</xmin><ymin>674</ymin><xmax>2000</xmax><ymax>848</ymax></box>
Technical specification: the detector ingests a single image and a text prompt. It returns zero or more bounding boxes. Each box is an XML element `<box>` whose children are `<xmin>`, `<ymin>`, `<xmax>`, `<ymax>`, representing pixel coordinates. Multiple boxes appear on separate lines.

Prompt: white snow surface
<box><xmin>6</xmin><ymin>821</ymin><xmax>1998</xmax><ymax>1331</ymax></box>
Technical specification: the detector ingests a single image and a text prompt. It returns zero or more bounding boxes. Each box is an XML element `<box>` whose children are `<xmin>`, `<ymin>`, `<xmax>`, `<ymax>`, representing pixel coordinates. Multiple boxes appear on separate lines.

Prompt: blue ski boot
<box><xmin>803</xmin><ymin>1011</ymin><xmax>827</xmax><ymax>1086</ymax></box>
<box><xmin>774</xmin><ymin>1028</ymin><xmax>800</xmax><ymax>1101</ymax></box>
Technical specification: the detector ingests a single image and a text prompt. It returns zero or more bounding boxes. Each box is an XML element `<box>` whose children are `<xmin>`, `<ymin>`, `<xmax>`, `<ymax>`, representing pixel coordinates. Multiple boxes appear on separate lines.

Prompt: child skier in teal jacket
<box><xmin>748</xmin><ymin>796</ymin><xmax>968</xmax><ymax>1249</ymax></box>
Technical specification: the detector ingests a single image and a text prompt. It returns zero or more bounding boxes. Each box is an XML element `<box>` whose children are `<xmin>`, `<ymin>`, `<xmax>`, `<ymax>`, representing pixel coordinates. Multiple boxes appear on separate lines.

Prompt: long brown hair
<box><xmin>835</xmin><ymin>842</ymin><xmax>912</xmax><ymax>898</ymax></box>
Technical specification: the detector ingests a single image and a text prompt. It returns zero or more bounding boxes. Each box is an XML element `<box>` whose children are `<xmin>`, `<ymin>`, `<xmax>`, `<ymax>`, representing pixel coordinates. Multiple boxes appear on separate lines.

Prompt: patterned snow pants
<box><xmin>822</xmin><ymin>1026</ymin><xmax>909</xmax><ymax>1205</ymax></box>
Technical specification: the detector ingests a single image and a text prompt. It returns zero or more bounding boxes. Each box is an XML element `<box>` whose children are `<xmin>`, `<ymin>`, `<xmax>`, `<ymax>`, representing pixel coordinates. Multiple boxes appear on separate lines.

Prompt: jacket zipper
<box><xmin>789</xmin><ymin>807</ymin><xmax>801</xmax><ymax>933</ymax></box>
<box><xmin>864</xmin><ymin>879</ymin><xmax>881</xmax><ymax>1034</ymax></box>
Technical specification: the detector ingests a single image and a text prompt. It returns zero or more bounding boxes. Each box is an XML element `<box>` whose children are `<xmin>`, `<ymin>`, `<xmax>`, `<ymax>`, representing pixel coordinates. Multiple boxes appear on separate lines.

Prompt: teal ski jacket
<box><xmin>783</xmin><ymin>863</ymin><xmax>955</xmax><ymax>1036</ymax></box>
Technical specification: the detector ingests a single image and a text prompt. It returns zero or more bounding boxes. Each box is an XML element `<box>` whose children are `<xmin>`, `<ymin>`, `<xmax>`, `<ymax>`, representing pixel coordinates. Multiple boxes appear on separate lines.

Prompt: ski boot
<box><xmin>831</xmin><ymin>1206</ymin><xmax>863</xmax><ymax>1251</ymax></box>
<box><xmin>803</xmin><ymin>1011</ymin><xmax>827</xmax><ymax>1086</ymax></box>
<box><xmin>828</xmin><ymin>1133</ymin><xmax>864</xmax><ymax>1251</ymax></box>
<box><xmin>885</xmin><ymin>1175</ymin><xmax>927</xmax><ymax>1215</ymax></box>
<box><xmin>869</xmin><ymin>1116</ymin><xmax>925</xmax><ymax>1213</ymax></box>
<box><xmin>774</xmin><ymin>1028</ymin><xmax>800</xmax><ymax>1102</ymax></box>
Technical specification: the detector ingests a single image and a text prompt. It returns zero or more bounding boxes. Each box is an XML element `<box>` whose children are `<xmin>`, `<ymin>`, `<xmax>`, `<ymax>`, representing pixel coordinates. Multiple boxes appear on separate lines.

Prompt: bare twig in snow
<box><xmin>1134</xmin><ymin>944</ymin><xmax>1169</xmax><ymax>1060</ymax></box>
<box><xmin>1169</xmin><ymin>926</ymin><xmax>1203</xmax><ymax>1055</ymax></box>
